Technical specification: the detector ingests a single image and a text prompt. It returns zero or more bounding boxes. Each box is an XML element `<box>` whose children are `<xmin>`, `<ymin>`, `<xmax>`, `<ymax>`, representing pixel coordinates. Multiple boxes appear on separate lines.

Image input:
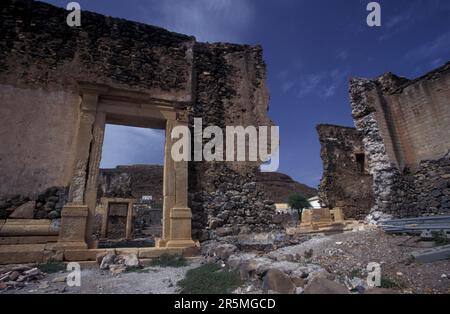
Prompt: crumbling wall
<box><xmin>0</xmin><ymin>1</ymin><xmax>280</xmax><ymax>239</ymax></box>
<box><xmin>350</xmin><ymin>62</ymin><xmax>450</xmax><ymax>220</ymax></box>
<box><xmin>317</xmin><ymin>124</ymin><xmax>374</xmax><ymax>219</ymax></box>
<box><xmin>189</xmin><ymin>43</ymin><xmax>280</xmax><ymax>241</ymax></box>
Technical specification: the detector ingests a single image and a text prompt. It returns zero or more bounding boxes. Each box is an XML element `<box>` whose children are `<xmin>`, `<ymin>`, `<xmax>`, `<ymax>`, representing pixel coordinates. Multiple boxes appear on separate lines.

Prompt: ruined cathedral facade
<box><xmin>0</xmin><ymin>0</ymin><xmax>278</xmax><ymax>263</ymax></box>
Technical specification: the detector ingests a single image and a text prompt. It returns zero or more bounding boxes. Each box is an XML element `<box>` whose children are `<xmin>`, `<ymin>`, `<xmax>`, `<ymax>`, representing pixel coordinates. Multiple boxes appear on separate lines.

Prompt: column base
<box><xmin>165</xmin><ymin>239</ymin><xmax>196</xmax><ymax>248</ymax></box>
<box><xmin>55</xmin><ymin>204</ymin><xmax>89</xmax><ymax>250</ymax></box>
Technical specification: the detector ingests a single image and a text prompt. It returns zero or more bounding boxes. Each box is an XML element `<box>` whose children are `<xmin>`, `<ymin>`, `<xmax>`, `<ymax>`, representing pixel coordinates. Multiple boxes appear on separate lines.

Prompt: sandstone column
<box><xmin>55</xmin><ymin>92</ymin><xmax>99</xmax><ymax>250</ymax></box>
<box><xmin>157</xmin><ymin>118</ymin><xmax>195</xmax><ymax>248</ymax></box>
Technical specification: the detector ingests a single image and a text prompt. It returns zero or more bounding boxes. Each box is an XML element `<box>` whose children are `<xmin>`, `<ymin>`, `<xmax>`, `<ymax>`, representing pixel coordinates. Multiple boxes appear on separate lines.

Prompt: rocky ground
<box><xmin>206</xmin><ymin>226</ymin><xmax>450</xmax><ymax>294</ymax></box>
<box><xmin>0</xmin><ymin>258</ymin><xmax>203</xmax><ymax>294</ymax></box>
<box><xmin>1</xmin><ymin>227</ymin><xmax>449</xmax><ymax>294</ymax></box>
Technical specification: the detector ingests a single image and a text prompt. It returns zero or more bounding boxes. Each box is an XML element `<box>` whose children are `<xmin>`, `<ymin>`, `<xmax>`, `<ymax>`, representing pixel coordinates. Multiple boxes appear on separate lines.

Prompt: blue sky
<box><xmin>43</xmin><ymin>0</ymin><xmax>450</xmax><ymax>187</ymax></box>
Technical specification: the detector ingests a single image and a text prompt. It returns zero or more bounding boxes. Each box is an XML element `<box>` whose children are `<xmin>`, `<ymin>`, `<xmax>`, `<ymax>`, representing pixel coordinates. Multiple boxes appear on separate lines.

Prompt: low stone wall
<box><xmin>387</xmin><ymin>151</ymin><xmax>450</xmax><ymax>218</ymax></box>
<box><xmin>0</xmin><ymin>186</ymin><xmax>68</xmax><ymax>220</ymax></box>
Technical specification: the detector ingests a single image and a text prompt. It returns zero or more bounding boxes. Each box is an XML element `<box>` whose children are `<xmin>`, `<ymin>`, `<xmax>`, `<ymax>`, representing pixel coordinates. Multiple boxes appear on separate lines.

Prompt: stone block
<box><xmin>0</xmin><ymin>236</ymin><xmax>58</xmax><ymax>245</ymax></box>
<box><xmin>9</xmin><ymin>201</ymin><xmax>36</xmax><ymax>219</ymax></box>
<box><xmin>0</xmin><ymin>244</ymin><xmax>46</xmax><ymax>265</ymax></box>
<box><xmin>63</xmin><ymin>249</ymin><xmax>113</xmax><ymax>262</ymax></box>
<box><xmin>138</xmin><ymin>247</ymin><xmax>182</xmax><ymax>259</ymax></box>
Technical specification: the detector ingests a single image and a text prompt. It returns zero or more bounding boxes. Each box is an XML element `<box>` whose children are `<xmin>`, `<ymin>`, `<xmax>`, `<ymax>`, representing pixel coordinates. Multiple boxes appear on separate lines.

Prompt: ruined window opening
<box><xmin>355</xmin><ymin>153</ymin><xmax>367</xmax><ymax>174</ymax></box>
<box><xmin>96</xmin><ymin>124</ymin><xmax>165</xmax><ymax>248</ymax></box>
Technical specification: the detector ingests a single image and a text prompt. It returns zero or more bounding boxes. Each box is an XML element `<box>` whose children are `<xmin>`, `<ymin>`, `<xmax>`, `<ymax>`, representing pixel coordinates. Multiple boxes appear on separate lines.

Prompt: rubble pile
<box><xmin>0</xmin><ymin>265</ymin><xmax>45</xmax><ymax>291</ymax></box>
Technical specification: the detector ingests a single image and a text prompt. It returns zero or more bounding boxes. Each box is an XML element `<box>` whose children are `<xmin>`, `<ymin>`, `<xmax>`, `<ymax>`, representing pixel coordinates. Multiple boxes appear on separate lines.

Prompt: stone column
<box><xmin>55</xmin><ymin>92</ymin><xmax>98</xmax><ymax>250</ymax></box>
<box><xmin>157</xmin><ymin>118</ymin><xmax>195</xmax><ymax>248</ymax></box>
<box><xmin>84</xmin><ymin>111</ymin><xmax>106</xmax><ymax>248</ymax></box>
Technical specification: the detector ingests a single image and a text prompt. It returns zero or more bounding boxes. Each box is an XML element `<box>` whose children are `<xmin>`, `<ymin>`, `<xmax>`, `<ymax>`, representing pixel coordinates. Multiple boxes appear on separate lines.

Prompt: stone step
<box><xmin>0</xmin><ymin>244</ymin><xmax>47</xmax><ymax>265</ymax></box>
<box><xmin>0</xmin><ymin>236</ymin><xmax>58</xmax><ymax>245</ymax></box>
<box><xmin>0</xmin><ymin>219</ymin><xmax>59</xmax><ymax>237</ymax></box>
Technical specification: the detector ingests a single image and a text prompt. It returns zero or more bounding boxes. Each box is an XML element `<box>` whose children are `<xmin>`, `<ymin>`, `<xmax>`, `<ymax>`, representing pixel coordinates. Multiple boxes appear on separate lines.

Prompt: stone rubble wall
<box><xmin>189</xmin><ymin>43</ymin><xmax>281</xmax><ymax>241</ymax></box>
<box><xmin>0</xmin><ymin>0</ymin><xmax>194</xmax><ymax>100</ymax></box>
<box><xmin>0</xmin><ymin>186</ymin><xmax>68</xmax><ymax>220</ymax></box>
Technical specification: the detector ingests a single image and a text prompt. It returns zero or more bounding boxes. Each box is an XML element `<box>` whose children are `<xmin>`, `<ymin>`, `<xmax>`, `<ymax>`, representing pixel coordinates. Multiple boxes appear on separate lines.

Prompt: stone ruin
<box><xmin>0</xmin><ymin>0</ymin><xmax>291</xmax><ymax>264</ymax></box>
<box><xmin>1</xmin><ymin>0</ymin><xmax>448</xmax><ymax>267</ymax></box>
<box><xmin>318</xmin><ymin>62</ymin><xmax>450</xmax><ymax>222</ymax></box>
<box><xmin>317</xmin><ymin>124</ymin><xmax>374</xmax><ymax>220</ymax></box>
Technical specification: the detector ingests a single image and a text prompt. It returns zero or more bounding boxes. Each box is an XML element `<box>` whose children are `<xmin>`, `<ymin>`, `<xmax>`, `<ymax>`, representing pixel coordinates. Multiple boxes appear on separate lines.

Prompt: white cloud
<box><xmin>405</xmin><ymin>31</ymin><xmax>450</xmax><ymax>62</ymax></box>
<box><xmin>138</xmin><ymin>0</ymin><xmax>255</xmax><ymax>43</ymax></box>
<box><xmin>280</xmin><ymin>67</ymin><xmax>349</xmax><ymax>99</ymax></box>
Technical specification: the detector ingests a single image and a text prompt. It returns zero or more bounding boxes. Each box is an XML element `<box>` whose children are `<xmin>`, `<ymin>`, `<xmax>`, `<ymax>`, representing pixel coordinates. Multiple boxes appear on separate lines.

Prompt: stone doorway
<box><xmin>94</xmin><ymin>123</ymin><xmax>165</xmax><ymax>248</ymax></box>
<box><xmin>55</xmin><ymin>83</ymin><xmax>195</xmax><ymax>252</ymax></box>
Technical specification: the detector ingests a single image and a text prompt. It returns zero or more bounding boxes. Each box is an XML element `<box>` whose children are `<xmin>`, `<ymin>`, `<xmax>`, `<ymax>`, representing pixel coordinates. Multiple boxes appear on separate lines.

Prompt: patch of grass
<box><xmin>178</xmin><ymin>264</ymin><xmax>243</xmax><ymax>294</ymax></box>
<box><xmin>36</xmin><ymin>260</ymin><xmax>66</xmax><ymax>274</ymax></box>
<box><xmin>380</xmin><ymin>277</ymin><xmax>406</xmax><ymax>290</ymax></box>
<box><xmin>125</xmin><ymin>266</ymin><xmax>151</xmax><ymax>273</ymax></box>
<box><xmin>432</xmin><ymin>231</ymin><xmax>449</xmax><ymax>246</ymax></box>
<box><xmin>150</xmin><ymin>254</ymin><xmax>188</xmax><ymax>268</ymax></box>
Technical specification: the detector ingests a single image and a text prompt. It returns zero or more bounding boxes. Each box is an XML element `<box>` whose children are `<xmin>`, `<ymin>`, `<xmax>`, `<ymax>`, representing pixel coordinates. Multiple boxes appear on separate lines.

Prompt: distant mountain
<box><xmin>255</xmin><ymin>172</ymin><xmax>318</xmax><ymax>203</ymax></box>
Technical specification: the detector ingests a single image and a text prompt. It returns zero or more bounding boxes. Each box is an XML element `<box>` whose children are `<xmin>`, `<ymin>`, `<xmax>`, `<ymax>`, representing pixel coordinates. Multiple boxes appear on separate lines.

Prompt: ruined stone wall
<box><xmin>189</xmin><ymin>43</ymin><xmax>280</xmax><ymax>241</ymax></box>
<box><xmin>0</xmin><ymin>0</ymin><xmax>194</xmax><ymax>200</ymax></box>
<box><xmin>317</xmin><ymin>125</ymin><xmax>374</xmax><ymax>219</ymax></box>
<box><xmin>350</xmin><ymin>62</ymin><xmax>450</xmax><ymax>220</ymax></box>
<box><xmin>0</xmin><ymin>1</ymin><xmax>279</xmax><ymax>238</ymax></box>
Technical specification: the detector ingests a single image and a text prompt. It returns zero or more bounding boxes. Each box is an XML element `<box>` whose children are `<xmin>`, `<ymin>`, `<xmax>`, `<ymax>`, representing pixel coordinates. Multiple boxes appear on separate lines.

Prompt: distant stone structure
<box><xmin>317</xmin><ymin>125</ymin><xmax>374</xmax><ymax>220</ymax></box>
<box><xmin>97</xmin><ymin>165</ymin><xmax>164</xmax><ymax>204</ymax></box>
<box><xmin>319</xmin><ymin>62</ymin><xmax>450</xmax><ymax>221</ymax></box>
<box><xmin>255</xmin><ymin>172</ymin><xmax>317</xmax><ymax>203</ymax></box>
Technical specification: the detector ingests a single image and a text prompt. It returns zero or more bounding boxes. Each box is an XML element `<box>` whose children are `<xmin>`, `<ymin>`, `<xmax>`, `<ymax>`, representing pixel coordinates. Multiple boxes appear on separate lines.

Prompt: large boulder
<box><xmin>304</xmin><ymin>278</ymin><xmax>349</xmax><ymax>294</ymax></box>
<box><xmin>262</xmin><ymin>269</ymin><xmax>296</xmax><ymax>294</ymax></box>
<box><xmin>100</xmin><ymin>254</ymin><xmax>116</xmax><ymax>270</ymax></box>
<box><xmin>120</xmin><ymin>254</ymin><xmax>140</xmax><ymax>268</ymax></box>
<box><xmin>214</xmin><ymin>244</ymin><xmax>238</xmax><ymax>261</ymax></box>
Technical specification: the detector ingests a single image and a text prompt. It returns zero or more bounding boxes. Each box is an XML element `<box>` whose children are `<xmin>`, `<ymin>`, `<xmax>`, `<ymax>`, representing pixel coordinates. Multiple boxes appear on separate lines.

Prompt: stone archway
<box><xmin>55</xmin><ymin>82</ymin><xmax>195</xmax><ymax>252</ymax></box>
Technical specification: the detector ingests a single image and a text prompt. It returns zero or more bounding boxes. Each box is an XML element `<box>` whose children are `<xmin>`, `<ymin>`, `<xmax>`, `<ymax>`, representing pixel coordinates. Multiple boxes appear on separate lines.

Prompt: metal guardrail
<box><xmin>379</xmin><ymin>215</ymin><xmax>450</xmax><ymax>237</ymax></box>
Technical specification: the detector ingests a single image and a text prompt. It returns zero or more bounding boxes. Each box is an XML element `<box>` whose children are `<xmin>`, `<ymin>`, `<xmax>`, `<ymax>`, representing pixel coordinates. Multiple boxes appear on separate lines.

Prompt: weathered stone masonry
<box><xmin>0</xmin><ymin>0</ymin><xmax>280</xmax><ymax>262</ymax></box>
<box><xmin>317</xmin><ymin>125</ymin><xmax>374</xmax><ymax>220</ymax></box>
<box><xmin>189</xmin><ymin>43</ymin><xmax>280</xmax><ymax>241</ymax></box>
<box><xmin>349</xmin><ymin>62</ymin><xmax>450</xmax><ymax>219</ymax></box>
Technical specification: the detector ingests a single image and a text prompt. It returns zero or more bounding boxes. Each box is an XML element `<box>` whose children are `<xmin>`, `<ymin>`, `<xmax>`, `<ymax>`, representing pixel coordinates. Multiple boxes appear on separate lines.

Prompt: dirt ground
<box><xmin>268</xmin><ymin>227</ymin><xmax>450</xmax><ymax>294</ymax></box>
<box><xmin>1</xmin><ymin>228</ymin><xmax>449</xmax><ymax>294</ymax></box>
